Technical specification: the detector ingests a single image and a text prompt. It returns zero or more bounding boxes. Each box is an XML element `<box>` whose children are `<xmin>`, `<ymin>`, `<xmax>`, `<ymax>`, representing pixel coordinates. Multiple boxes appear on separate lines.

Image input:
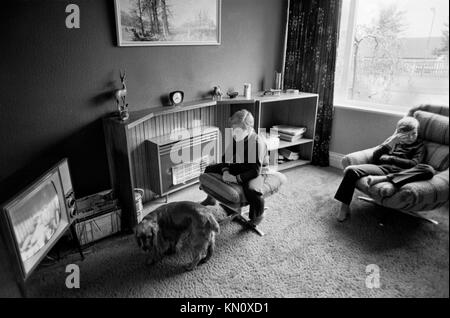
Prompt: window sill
<box><xmin>333</xmin><ymin>102</ymin><xmax>405</xmax><ymax>117</ymax></box>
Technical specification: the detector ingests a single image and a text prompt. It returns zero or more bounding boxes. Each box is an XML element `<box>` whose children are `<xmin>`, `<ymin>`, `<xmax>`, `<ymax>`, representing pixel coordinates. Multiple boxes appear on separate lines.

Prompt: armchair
<box><xmin>342</xmin><ymin>105</ymin><xmax>449</xmax><ymax>224</ymax></box>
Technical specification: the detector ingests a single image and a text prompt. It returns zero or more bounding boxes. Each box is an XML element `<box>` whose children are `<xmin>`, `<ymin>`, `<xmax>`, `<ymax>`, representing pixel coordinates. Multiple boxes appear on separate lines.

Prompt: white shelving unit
<box><xmin>256</xmin><ymin>93</ymin><xmax>319</xmax><ymax>171</ymax></box>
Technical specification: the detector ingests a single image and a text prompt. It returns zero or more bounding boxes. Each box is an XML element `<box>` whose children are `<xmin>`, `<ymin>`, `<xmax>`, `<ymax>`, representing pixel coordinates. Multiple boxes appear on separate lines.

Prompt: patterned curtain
<box><xmin>284</xmin><ymin>0</ymin><xmax>342</xmax><ymax>166</ymax></box>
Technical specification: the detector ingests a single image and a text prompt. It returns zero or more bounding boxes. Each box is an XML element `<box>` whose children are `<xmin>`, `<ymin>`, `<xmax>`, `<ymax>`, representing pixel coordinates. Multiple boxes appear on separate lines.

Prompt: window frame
<box><xmin>334</xmin><ymin>0</ymin><xmax>449</xmax><ymax>114</ymax></box>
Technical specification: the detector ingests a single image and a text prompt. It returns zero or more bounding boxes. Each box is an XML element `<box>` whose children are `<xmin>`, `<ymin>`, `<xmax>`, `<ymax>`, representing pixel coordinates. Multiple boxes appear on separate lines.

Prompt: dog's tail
<box><xmin>206</xmin><ymin>213</ymin><xmax>220</xmax><ymax>234</ymax></box>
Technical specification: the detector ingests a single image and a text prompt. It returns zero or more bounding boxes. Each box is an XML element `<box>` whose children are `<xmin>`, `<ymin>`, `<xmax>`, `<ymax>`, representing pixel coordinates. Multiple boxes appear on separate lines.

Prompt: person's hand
<box><xmin>384</xmin><ymin>132</ymin><xmax>408</xmax><ymax>147</ymax></box>
<box><xmin>222</xmin><ymin>171</ymin><xmax>238</xmax><ymax>184</ymax></box>
<box><xmin>395</xmin><ymin>133</ymin><xmax>410</xmax><ymax>144</ymax></box>
<box><xmin>379</xmin><ymin>154</ymin><xmax>393</xmax><ymax>163</ymax></box>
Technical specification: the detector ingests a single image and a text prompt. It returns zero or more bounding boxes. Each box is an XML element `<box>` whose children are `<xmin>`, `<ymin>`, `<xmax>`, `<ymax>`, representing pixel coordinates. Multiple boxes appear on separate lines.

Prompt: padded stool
<box><xmin>199</xmin><ymin>170</ymin><xmax>287</xmax><ymax>236</ymax></box>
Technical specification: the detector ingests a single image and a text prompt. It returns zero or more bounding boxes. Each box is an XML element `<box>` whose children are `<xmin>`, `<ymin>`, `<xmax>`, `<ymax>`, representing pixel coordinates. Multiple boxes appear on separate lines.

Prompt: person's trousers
<box><xmin>204</xmin><ymin>163</ymin><xmax>265</xmax><ymax>220</ymax></box>
<box><xmin>334</xmin><ymin>163</ymin><xmax>435</xmax><ymax>205</ymax></box>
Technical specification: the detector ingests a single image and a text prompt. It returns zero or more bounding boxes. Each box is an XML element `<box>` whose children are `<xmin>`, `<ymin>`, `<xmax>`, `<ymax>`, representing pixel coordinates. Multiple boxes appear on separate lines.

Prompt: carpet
<box><xmin>26</xmin><ymin>166</ymin><xmax>449</xmax><ymax>297</ymax></box>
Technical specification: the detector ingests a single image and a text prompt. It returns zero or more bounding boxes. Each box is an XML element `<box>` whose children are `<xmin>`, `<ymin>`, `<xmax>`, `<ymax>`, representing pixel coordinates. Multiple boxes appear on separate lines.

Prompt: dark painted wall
<box><xmin>0</xmin><ymin>0</ymin><xmax>287</xmax><ymax>199</ymax></box>
<box><xmin>0</xmin><ymin>0</ymin><xmax>287</xmax><ymax>296</ymax></box>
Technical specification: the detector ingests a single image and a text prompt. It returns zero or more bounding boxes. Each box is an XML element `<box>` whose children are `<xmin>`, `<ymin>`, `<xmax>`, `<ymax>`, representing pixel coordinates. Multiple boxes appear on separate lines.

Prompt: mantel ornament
<box><xmin>115</xmin><ymin>70</ymin><xmax>129</xmax><ymax>121</ymax></box>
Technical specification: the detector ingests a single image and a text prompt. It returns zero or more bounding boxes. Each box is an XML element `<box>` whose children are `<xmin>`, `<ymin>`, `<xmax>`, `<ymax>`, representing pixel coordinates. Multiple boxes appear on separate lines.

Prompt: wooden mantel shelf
<box><xmin>123</xmin><ymin>99</ymin><xmax>217</xmax><ymax>128</ymax></box>
<box><xmin>110</xmin><ymin>91</ymin><xmax>318</xmax><ymax>129</ymax></box>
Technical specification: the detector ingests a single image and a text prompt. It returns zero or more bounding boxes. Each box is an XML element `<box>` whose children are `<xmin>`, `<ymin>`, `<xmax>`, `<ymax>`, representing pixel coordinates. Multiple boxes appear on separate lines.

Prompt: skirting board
<box><xmin>329</xmin><ymin>152</ymin><xmax>344</xmax><ymax>170</ymax></box>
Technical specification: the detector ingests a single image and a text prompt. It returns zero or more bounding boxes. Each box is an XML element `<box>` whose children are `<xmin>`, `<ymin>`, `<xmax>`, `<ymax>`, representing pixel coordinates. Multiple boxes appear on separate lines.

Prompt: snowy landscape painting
<box><xmin>114</xmin><ymin>0</ymin><xmax>221</xmax><ymax>46</ymax></box>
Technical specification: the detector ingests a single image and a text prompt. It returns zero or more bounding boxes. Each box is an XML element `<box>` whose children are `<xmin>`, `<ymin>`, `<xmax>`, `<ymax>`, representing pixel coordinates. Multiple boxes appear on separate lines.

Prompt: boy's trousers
<box><xmin>204</xmin><ymin>163</ymin><xmax>265</xmax><ymax>220</ymax></box>
<box><xmin>334</xmin><ymin>163</ymin><xmax>435</xmax><ymax>205</ymax></box>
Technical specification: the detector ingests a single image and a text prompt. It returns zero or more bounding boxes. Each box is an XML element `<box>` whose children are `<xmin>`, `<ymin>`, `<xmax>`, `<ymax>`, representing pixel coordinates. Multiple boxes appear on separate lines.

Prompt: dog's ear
<box><xmin>134</xmin><ymin>224</ymin><xmax>144</xmax><ymax>248</ymax></box>
<box><xmin>150</xmin><ymin>223</ymin><xmax>158</xmax><ymax>248</ymax></box>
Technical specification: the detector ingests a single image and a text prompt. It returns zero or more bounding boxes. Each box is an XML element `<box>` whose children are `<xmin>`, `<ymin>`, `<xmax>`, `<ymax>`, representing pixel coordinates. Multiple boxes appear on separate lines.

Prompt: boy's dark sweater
<box><xmin>221</xmin><ymin>132</ymin><xmax>268</xmax><ymax>183</ymax></box>
<box><xmin>372</xmin><ymin>138</ymin><xmax>426</xmax><ymax>169</ymax></box>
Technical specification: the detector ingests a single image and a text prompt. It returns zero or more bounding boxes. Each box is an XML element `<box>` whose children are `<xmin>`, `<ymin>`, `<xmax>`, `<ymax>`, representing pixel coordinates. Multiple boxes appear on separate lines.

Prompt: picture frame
<box><xmin>0</xmin><ymin>162</ymin><xmax>71</xmax><ymax>281</ymax></box>
<box><xmin>114</xmin><ymin>0</ymin><xmax>221</xmax><ymax>47</ymax></box>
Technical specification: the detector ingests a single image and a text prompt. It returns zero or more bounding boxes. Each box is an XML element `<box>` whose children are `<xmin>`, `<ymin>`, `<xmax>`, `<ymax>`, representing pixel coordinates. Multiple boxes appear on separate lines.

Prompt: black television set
<box><xmin>0</xmin><ymin>158</ymin><xmax>76</xmax><ymax>285</ymax></box>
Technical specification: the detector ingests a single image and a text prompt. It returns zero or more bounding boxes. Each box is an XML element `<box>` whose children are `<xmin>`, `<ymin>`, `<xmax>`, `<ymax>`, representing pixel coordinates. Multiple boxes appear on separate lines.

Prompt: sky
<box><xmin>169</xmin><ymin>0</ymin><xmax>217</xmax><ymax>26</ymax></box>
<box><xmin>356</xmin><ymin>0</ymin><xmax>449</xmax><ymax>38</ymax></box>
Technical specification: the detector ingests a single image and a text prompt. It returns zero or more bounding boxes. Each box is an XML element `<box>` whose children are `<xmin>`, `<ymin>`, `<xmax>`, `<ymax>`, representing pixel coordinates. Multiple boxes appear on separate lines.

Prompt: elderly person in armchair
<box><xmin>334</xmin><ymin>116</ymin><xmax>435</xmax><ymax>222</ymax></box>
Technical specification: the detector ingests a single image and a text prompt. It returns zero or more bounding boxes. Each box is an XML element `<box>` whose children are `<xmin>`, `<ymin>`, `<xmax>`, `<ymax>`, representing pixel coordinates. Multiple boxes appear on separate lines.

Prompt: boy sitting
<box><xmin>201</xmin><ymin>109</ymin><xmax>268</xmax><ymax>225</ymax></box>
<box><xmin>334</xmin><ymin>116</ymin><xmax>435</xmax><ymax>222</ymax></box>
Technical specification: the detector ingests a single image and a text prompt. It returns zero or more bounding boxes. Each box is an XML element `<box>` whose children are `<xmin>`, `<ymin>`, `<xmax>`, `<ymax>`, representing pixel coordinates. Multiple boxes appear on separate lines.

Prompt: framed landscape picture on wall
<box><xmin>114</xmin><ymin>0</ymin><xmax>221</xmax><ymax>46</ymax></box>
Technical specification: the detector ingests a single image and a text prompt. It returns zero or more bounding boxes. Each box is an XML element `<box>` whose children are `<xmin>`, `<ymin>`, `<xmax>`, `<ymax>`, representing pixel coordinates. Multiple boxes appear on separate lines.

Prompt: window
<box><xmin>334</xmin><ymin>0</ymin><xmax>449</xmax><ymax>113</ymax></box>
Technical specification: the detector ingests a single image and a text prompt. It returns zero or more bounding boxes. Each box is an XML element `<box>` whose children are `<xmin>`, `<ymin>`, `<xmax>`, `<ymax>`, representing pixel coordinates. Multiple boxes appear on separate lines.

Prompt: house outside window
<box><xmin>334</xmin><ymin>0</ymin><xmax>449</xmax><ymax>113</ymax></box>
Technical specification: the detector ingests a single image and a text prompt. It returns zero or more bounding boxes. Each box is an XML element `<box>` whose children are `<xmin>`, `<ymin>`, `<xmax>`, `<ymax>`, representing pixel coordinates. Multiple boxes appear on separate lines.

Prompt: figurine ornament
<box><xmin>212</xmin><ymin>86</ymin><xmax>223</xmax><ymax>100</ymax></box>
<box><xmin>115</xmin><ymin>70</ymin><xmax>129</xmax><ymax>121</ymax></box>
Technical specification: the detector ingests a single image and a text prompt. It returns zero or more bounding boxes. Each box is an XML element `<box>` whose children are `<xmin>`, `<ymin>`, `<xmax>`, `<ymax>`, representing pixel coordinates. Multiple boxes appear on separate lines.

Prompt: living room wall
<box><xmin>0</xmin><ymin>0</ymin><xmax>287</xmax><ymax>297</ymax></box>
<box><xmin>330</xmin><ymin>107</ymin><xmax>403</xmax><ymax>157</ymax></box>
<box><xmin>0</xmin><ymin>0</ymin><xmax>287</xmax><ymax>201</ymax></box>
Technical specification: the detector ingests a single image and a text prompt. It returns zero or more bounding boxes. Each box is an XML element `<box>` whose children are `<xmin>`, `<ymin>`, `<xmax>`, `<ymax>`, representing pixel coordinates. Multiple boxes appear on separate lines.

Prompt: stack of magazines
<box><xmin>279</xmin><ymin>148</ymin><xmax>300</xmax><ymax>161</ymax></box>
<box><xmin>272</xmin><ymin>125</ymin><xmax>307</xmax><ymax>142</ymax></box>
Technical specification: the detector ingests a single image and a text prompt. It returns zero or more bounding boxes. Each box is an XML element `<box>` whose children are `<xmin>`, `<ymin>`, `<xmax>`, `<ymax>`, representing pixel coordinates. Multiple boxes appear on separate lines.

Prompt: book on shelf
<box><xmin>278</xmin><ymin>132</ymin><xmax>304</xmax><ymax>142</ymax></box>
<box><xmin>272</xmin><ymin>125</ymin><xmax>307</xmax><ymax>136</ymax></box>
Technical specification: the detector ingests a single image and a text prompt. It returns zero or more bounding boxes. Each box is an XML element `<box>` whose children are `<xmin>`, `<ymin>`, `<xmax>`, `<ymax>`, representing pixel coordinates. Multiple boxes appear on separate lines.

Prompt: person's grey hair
<box><xmin>229</xmin><ymin>109</ymin><xmax>254</xmax><ymax>130</ymax></box>
<box><xmin>397</xmin><ymin>116</ymin><xmax>419</xmax><ymax>133</ymax></box>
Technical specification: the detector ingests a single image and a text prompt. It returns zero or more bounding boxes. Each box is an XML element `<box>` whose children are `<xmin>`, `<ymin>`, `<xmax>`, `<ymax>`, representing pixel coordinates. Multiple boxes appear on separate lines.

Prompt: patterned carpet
<box><xmin>26</xmin><ymin>166</ymin><xmax>449</xmax><ymax>297</ymax></box>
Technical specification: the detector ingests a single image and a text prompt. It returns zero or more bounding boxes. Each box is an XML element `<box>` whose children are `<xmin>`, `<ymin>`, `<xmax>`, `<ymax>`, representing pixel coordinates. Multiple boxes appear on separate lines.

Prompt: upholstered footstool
<box><xmin>198</xmin><ymin>170</ymin><xmax>287</xmax><ymax>236</ymax></box>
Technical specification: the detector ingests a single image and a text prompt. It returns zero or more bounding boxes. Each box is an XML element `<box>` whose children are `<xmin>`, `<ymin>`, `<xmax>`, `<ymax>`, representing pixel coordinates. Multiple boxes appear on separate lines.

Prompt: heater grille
<box><xmin>171</xmin><ymin>156</ymin><xmax>212</xmax><ymax>185</ymax></box>
<box><xmin>146</xmin><ymin>126</ymin><xmax>220</xmax><ymax>196</ymax></box>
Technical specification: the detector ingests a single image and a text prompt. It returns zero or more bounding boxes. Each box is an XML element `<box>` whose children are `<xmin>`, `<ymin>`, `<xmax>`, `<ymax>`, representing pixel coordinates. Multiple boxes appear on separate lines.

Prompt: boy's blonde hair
<box><xmin>397</xmin><ymin>116</ymin><xmax>419</xmax><ymax>133</ymax></box>
<box><xmin>229</xmin><ymin>109</ymin><xmax>254</xmax><ymax>130</ymax></box>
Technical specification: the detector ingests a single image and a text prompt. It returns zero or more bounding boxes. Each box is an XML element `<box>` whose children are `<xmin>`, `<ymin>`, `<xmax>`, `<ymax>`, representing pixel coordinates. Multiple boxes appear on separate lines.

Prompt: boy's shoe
<box><xmin>249</xmin><ymin>215</ymin><xmax>264</xmax><ymax>226</ymax></box>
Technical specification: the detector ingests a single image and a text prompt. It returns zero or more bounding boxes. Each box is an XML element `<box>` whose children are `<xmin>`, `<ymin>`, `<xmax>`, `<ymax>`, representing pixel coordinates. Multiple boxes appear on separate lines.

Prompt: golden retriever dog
<box><xmin>135</xmin><ymin>201</ymin><xmax>220</xmax><ymax>271</ymax></box>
